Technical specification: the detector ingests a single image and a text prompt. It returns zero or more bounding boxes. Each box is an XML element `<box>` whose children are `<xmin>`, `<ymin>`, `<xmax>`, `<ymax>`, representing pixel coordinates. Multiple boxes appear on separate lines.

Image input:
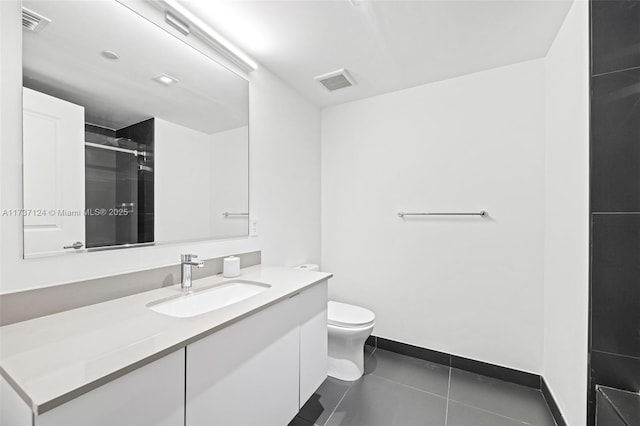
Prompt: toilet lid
<box><xmin>328</xmin><ymin>301</ymin><xmax>375</xmax><ymax>327</ymax></box>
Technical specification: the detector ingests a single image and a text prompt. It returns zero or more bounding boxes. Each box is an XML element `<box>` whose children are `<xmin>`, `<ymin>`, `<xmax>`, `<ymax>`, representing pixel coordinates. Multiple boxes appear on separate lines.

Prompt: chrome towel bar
<box><xmin>397</xmin><ymin>211</ymin><xmax>488</xmax><ymax>218</ymax></box>
<box><xmin>222</xmin><ymin>212</ymin><xmax>249</xmax><ymax>217</ymax></box>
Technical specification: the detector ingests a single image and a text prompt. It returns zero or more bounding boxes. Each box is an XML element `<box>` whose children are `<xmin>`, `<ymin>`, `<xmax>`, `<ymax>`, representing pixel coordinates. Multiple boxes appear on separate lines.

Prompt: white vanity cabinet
<box><xmin>34</xmin><ymin>349</ymin><xmax>185</xmax><ymax>426</ymax></box>
<box><xmin>1</xmin><ymin>277</ymin><xmax>329</xmax><ymax>426</ymax></box>
<box><xmin>299</xmin><ymin>295</ymin><xmax>329</xmax><ymax>405</ymax></box>
<box><xmin>185</xmin><ymin>280</ymin><xmax>328</xmax><ymax>426</ymax></box>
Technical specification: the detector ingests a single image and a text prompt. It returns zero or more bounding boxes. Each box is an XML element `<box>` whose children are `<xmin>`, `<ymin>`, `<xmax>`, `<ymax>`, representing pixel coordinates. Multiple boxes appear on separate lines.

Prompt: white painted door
<box><xmin>23</xmin><ymin>87</ymin><xmax>85</xmax><ymax>256</ymax></box>
<box><xmin>35</xmin><ymin>349</ymin><xmax>185</xmax><ymax>426</ymax></box>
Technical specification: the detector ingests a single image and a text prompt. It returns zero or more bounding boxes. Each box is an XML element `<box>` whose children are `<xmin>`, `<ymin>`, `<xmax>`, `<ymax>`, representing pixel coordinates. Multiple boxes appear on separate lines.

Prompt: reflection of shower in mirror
<box><xmin>84</xmin><ymin>119</ymin><xmax>155</xmax><ymax>249</ymax></box>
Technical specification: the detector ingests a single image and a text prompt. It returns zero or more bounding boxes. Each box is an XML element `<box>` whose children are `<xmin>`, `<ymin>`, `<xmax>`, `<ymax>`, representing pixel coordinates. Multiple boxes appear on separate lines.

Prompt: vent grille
<box><xmin>315</xmin><ymin>69</ymin><xmax>356</xmax><ymax>91</ymax></box>
<box><xmin>22</xmin><ymin>7</ymin><xmax>51</xmax><ymax>33</ymax></box>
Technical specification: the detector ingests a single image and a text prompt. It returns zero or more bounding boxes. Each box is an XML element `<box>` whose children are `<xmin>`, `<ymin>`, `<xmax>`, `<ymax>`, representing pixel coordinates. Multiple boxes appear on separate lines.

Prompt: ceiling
<box><xmin>22</xmin><ymin>0</ymin><xmax>248</xmax><ymax>134</ymax></box>
<box><xmin>181</xmin><ymin>0</ymin><xmax>574</xmax><ymax>108</ymax></box>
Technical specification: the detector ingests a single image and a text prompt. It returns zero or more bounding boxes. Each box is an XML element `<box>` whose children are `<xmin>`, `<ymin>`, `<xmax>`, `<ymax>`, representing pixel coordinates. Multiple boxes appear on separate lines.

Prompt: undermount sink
<box><xmin>148</xmin><ymin>280</ymin><xmax>271</xmax><ymax>318</ymax></box>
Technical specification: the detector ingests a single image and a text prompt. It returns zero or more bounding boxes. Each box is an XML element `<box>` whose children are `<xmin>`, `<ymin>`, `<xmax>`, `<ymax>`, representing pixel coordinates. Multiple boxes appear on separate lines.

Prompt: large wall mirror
<box><xmin>21</xmin><ymin>0</ymin><xmax>249</xmax><ymax>257</ymax></box>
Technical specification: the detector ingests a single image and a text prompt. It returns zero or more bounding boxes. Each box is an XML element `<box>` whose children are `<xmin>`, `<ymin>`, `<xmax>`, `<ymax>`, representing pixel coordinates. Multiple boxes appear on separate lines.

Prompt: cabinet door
<box><xmin>298</xmin><ymin>281</ymin><xmax>328</xmax><ymax>406</ymax></box>
<box><xmin>35</xmin><ymin>349</ymin><xmax>184</xmax><ymax>426</ymax></box>
<box><xmin>186</xmin><ymin>298</ymin><xmax>300</xmax><ymax>426</ymax></box>
<box><xmin>23</xmin><ymin>87</ymin><xmax>85</xmax><ymax>256</ymax></box>
<box><xmin>1</xmin><ymin>375</ymin><xmax>32</xmax><ymax>426</ymax></box>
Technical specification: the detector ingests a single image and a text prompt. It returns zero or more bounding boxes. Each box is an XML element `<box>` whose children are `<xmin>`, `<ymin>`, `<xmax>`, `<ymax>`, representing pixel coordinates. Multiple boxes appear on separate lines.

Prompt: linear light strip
<box><xmin>157</xmin><ymin>0</ymin><xmax>258</xmax><ymax>72</ymax></box>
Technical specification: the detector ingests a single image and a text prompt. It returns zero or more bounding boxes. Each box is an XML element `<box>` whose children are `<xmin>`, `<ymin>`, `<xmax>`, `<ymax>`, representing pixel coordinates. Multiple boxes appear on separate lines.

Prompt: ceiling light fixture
<box><xmin>153</xmin><ymin>73</ymin><xmax>179</xmax><ymax>86</ymax></box>
<box><xmin>165</xmin><ymin>11</ymin><xmax>189</xmax><ymax>36</ymax></box>
<box><xmin>154</xmin><ymin>0</ymin><xmax>258</xmax><ymax>73</ymax></box>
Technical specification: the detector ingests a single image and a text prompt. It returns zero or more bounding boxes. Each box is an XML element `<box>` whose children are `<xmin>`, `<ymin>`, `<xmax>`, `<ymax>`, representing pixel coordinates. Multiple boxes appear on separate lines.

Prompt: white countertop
<box><xmin>0</xmin><ymin>265</ymin><xmax>332</xmax><ymax>414</ymax></box>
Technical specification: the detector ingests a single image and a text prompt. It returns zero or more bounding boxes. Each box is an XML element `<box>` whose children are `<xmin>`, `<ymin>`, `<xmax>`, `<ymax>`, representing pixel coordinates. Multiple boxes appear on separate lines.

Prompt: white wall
<box><xmin>542</xmin><ymin>1</ymin><xmax>590</xmax><ymax>424</ymax></box>
<box><xmin>209</xmin><ymin>126</ymin><xmax>249</xmax><ymax>239</ymax></box>
<box><xmin>154</xmin><ymin>120</ymin><xmax>249</xmax><ymax>242</ymax></box>
<box><xmin>322</xmin><ymin>59</ymin><xmax>546</xmax><ymax>373</ymax></box>
<box><xmin>0</xmin><ymin>0</ymin><xmax>5</xmax><ymax>294</ymax></box>
<box><xmin>0</xmin><ymin>0</ymin><xmax>321</xmax><ymax>293</ymax></box>
<box><xmin>155</xmin><ymin>117</ymin><xmax>212</xmax><ymax>242</ymax></box>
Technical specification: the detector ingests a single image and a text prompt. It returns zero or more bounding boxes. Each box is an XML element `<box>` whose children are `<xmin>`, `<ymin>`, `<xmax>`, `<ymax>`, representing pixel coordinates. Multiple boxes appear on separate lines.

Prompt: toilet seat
<box><xmin>328</xmin><ymin>301</ymin><xmax>375</xmax><ymax>328</ymax></box>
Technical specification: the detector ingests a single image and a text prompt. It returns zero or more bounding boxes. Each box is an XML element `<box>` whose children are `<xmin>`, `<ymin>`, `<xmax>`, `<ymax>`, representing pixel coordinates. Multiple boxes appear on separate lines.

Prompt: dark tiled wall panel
<box><xmin>591</xmin><ymin>214</ymin><xmax>640</xmax><ymax>359</ymax></box>
<box><xmin>591</xmin><ymin>350</ymin><xmax>640</xmax><ymax>393</ymax></box>
<box><xmin>591</xmin><ymin>68</ymin><xmax>640</xmax><ymax>212</ymax></box>
<box><xmin>116</xmin><ymin>118</ymin><xmax>155</xmax><ymax>244</ymax></box>
<box><xmin>590</xmin><ymin>2</ymin><xmax>640</xmax><ymax>422</ymax></box>
<box><xmin>592</xmin><ymin>0</ymin><xmax>640</xmax><ymax>75</ymax></box>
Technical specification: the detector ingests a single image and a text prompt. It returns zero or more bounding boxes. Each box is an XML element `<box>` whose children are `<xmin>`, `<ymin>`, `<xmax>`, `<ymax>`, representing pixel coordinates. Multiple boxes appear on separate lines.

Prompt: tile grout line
<box><xmin>318</xmin><ymin>346</ymin><xmax>545</xmax><ymax>426</ymax></box>
<box><xmin>367</xmin><ymin>347</ymin><xmax>453</xmax><ymax>401</ymax></box>
<box><xmin>321</xmin><ymin>346</ymin><xmax>375</xmax><ymax>425</ymax></box>
<box><xmin>592</xmin><ymin>64</ymin><xmax>640</xmax><ymax>78</ymax></box>
<box><xmin>373</xmin><ymin>344</ymin><xmax>552</xmax><ymax>425</ymax></box>
<box><xmin>591</xmin><ymin>348</ymin><xmax>640</xmax><ymax>360</ymax></box>
<box><xmin>444</xmin><ymin>364</ymin><xmax>452</xmax><ymax>426</ymax></box>
<box><xmin>592</xmin><ymin>212</ymin><xmax>640</xmax><ymax>215</ymax></box>
<box><xmin>447</xmin><ymin>399</ymin><xmax>535</xmax><ymax>426</ymax></box>
<box><xmin>599</xmin><ymin>389</ymin><xmax>632</xmax><ymax>426</ymax></box>
<box><xmin>321</xmin><ymin>383</ymin><xmax>353</xmax><ymax>426</ymax></box>
<box><xmin>367</xmin><ymin>373</ymin><xmax>448</xmax><ymax>401</ymax></box>
<box><xmin>374</xmin><ymin>336</ymin><xmax>540</xmax><ymax>389</ymax></box>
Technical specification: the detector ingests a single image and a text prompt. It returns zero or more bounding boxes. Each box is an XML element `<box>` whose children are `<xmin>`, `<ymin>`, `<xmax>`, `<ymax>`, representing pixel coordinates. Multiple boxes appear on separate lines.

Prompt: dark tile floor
<box><xmin>290</xmin><ymin>346</ymin><xmax>556</xmax><ymax>426</ymax></box>
<box><xmin>596</xmin><ymin>386</ymin><xmax>640</xmax><ymax>426</ymax></box>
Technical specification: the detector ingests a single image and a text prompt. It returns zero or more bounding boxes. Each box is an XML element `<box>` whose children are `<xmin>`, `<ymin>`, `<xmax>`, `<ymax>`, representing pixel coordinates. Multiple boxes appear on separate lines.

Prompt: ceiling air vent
<box><xmin>315</xmin><ymin>69</ymin><xmax>356</xmax><ymax>91</ymax></box>
<box><xmin>22</xmin><ymin>7</ymin><xmax>51</xmax><ymax>33</ymax></box>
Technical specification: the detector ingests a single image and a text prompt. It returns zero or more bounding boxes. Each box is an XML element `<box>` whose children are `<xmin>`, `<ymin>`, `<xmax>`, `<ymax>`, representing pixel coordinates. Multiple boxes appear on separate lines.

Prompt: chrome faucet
<box><xmin>181</xmin><ymin>254</ymin><xmax>204</xmax><ymax>291</ymax></box>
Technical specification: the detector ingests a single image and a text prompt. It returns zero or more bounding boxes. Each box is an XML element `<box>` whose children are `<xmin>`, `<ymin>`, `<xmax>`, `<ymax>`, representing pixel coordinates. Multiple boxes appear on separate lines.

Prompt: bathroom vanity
<box><xmin>0</xmin><ymin>266</ymin><xmax>330</xmax><ymax>426</ymax></box>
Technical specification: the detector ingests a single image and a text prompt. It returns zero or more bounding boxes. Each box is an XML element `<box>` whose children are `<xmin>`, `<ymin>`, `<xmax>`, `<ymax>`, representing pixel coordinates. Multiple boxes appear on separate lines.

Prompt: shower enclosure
<box><xmin>84</xmin><ymin>118</ymin><xmax>154</xmax><ymax>248</ymax></box>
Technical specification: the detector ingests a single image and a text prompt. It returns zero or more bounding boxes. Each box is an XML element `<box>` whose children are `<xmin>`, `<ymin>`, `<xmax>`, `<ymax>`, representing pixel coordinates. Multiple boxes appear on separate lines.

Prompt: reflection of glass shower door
<box><xmin>85</xmin><ymin>145</ymin><xmax>149</xmax><ymax>247</ymax></box>
<box><xmin>85</xmin><ymin>135</ymin><xmax>146</xmax><ymax>248</ymax></box>
<box><xmin>85</xmin><ymin>146</ymin><xmax>140</xmax><ymax>247</ymax></box>
<box><xmin>85</xmin><ymin>145</ymin><xmax>117</xmax><ymax>248</ymax></box>
<box><xmin>85</xmin><ymin>119</ymin><xmax>154</xmax><ymax>249</ymax></box>
<box><xmin>115</xmin><ymin>151</ymin><xmax>138</xmax><ymax>245</ymax></box>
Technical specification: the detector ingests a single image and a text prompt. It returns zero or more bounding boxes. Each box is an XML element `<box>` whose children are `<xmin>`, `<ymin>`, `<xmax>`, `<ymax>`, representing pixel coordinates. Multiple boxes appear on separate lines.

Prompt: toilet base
<box><xmin>327</xmin><ymin>323</ymin><xmax>374</xmax><ymax>381</ymax></box>
<box><xmin>328</xmin><ymin>355</ymin><xmax>365</xmax><ymax>381</ymax></box>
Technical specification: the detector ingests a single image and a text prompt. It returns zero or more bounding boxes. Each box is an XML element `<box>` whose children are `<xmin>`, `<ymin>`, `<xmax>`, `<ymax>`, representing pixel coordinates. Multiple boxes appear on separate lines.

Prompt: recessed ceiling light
<box><xmin>153</xmin><ymin>73</ymin><xmax>179</xmax><ymax>86</ymax></box>
<box><xmin>101</xmin><ymin>50</ymin><xmax>119</xmax><ymax>60</ymax></box>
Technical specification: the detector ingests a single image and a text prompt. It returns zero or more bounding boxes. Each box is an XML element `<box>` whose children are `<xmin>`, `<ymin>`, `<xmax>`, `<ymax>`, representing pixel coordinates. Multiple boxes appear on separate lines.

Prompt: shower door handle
<box><xmin>118</xmin><ymin>202</ymin><xmax>135</xmax><ymax>213</ymax></box>
<box><xmin>63</xmin><ymin>241</ymin><xmax>84</xmax><ymax>250</ymax></box>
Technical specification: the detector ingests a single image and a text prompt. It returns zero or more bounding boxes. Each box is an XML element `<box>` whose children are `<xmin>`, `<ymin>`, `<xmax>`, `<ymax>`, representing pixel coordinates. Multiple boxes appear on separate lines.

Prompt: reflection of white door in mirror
<box><xmin>23</xmin><ymin>88</ymin><xmax>85</xmax><ymax>256</ymax></box>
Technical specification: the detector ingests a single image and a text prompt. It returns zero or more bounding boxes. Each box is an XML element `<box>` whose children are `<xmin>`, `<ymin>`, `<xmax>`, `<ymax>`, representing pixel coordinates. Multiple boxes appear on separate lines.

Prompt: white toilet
<box><xmin>327</xmin><ymin>301</ymin><xmax>375</xmax><ymax>381</ymax></box>
<box><xmin>293</xmin><ymin>264</ymin><xmax>375</xmax><ymax>381</ymax></box>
